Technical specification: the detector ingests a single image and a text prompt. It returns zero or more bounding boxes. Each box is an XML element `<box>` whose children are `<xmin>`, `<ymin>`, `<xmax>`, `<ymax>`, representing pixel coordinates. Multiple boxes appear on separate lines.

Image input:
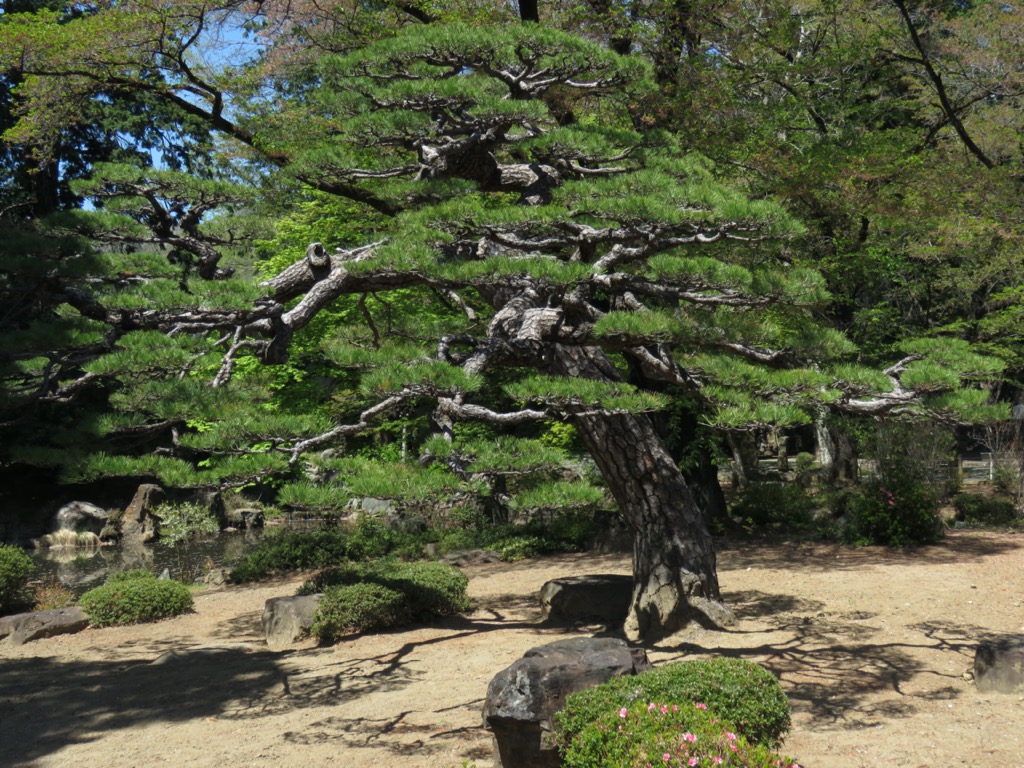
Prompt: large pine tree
<box><xmin>1</xmin><ymin>9</ymin><xmax>1004</xmax><ymax>639</ymax></box>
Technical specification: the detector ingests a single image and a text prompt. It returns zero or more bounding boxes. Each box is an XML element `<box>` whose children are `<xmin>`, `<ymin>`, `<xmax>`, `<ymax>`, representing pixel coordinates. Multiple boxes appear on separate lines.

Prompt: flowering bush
<box><xmin>555</xmin><ymin>658</ymin><xmax>791</xmax><ymax>750</ymax></box>
<box><xmin>560</xmin><ymin>701</ymin><xmax>801</xmax><ymax>768</ymax></box>
<box><xmin>842</xmin><ymin>473</ymin><xmax>943</xmax><ymax>546</ymax></box>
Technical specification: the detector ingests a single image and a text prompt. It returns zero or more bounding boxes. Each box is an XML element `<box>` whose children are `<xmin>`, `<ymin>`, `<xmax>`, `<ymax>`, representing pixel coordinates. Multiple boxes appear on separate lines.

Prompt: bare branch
<box><xmin>434</xmin><ymin>398</ymin><xmax>551</xmax><ymax>425</ymax></box>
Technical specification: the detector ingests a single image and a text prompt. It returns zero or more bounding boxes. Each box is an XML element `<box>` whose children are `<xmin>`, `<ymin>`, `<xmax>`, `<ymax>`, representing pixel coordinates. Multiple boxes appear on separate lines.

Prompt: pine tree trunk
<box><xmin>552</xmin><ymin>345</ymin><xmax>734</xmax><ymax>641</ymax></box>
<box><xmin>572</xmin><ymin>410</ymin><xmax>735</xmax><ymax>640</ymax></box>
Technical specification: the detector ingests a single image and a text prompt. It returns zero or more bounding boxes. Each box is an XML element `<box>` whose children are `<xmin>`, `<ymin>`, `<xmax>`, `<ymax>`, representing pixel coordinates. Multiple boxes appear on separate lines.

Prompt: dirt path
<box><xmin>2</xmin><ymin>531</ymin><xmax>1023</xmax><ymax>768</ymax></box>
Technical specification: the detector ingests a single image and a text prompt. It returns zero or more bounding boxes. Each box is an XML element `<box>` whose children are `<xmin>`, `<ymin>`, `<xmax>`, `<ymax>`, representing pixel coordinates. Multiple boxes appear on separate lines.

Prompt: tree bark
<box><xmin>552</xmin><ymin>345</ymin><xmax>733</xmax><ymax>641</ymax></box>
<box><xmin>572</xmin><ymin>410</ymin><xmax>734</xmax><ymax>640</ymax></box>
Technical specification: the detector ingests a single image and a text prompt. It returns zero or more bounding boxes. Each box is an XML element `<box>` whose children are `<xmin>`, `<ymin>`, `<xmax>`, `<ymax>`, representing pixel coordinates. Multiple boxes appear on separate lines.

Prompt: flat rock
<box><xmin>0</xmin><ymin>606</ymin><xmax>90</xmax><ymax>646</ymax></box>
<box><xmin>539</xmin><ymin>574</ymin><xmax>633</xmax><ymax>625</ymax></box>
<box><xmin>975</xmin><ymin>635</ymin><xmax>1024</xmax><ymax>693</ymax></box>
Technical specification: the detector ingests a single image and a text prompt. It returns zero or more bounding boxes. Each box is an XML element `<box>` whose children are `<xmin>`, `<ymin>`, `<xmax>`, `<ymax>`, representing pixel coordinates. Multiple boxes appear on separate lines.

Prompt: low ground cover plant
<box><xmin>0</xmin><ymin>544</ymin><xmax>35</xmax><ymax>614</ymax></box>
<box><xmin>729</xmin><ymin>482</ymin><xmax>816</xmax><ymax>532</ymax></box>
<box><xmin>555</xmin><ymin>658</ymin><xmax>791</xmax><ymax>750</ymax></box>
<box><xmin>79</xmin><ymin>569</ymin><xmax>193</xmax><ymax>627</ymax></box>
<box><xmin>230</xmin><ymin>528</ymin><xmax>358</xmax><ymax>582</ymax></box>
<box><xmin>559</xmin><ymin>701</ymin><xmax>800</xmax><ymax>768</ymax></box>
<box><xmin>232</xmin><ymin>510</ymin><xmax>597</xmax><ymax>583</ymax></box>
<box><xmin>303</xmin><ymin>559</ymin><xmax>470</xmax><ymax>642</ymax></box>
<box><xmin>953</xmin><ymin>493</ymin><xmax>1018</xmax><ymax>527</ymax></box>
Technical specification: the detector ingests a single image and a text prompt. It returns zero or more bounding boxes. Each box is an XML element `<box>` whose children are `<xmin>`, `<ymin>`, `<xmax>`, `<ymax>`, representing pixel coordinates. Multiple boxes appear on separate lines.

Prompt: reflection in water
<box><xmin>28</xmin><ymin>529</ymin><xmax>268</xmax><ymax>594</ymax></box>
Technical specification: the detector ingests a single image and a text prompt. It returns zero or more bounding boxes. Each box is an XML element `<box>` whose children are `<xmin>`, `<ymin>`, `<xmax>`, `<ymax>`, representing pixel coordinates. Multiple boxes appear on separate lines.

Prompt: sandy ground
<box><xmin>2</xmin><ymin>530</ymin><xmax>1024</xmax><ymax>768</ymax></box>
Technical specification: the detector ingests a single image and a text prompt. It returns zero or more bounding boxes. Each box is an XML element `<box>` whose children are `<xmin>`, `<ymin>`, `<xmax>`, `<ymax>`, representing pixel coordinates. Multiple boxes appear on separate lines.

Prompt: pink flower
<box><xmin>724</xmin><ymin>732</ymin><xmax>737</xmax><ymax>741</ymax></box>
<box><xmin>713</xmin><ymin>758</ymin><xmax>723</xmax><ymax>765</ymax></box>
<box><xmin>663</xmin><ymin>754</ymin><xmax>671</xmax><ymax>762</ymax></box>
<box><xmin>672</xmin><ymin>704</ymin><xmax>679</xmax><ymax>712</ymax></box>
<box><xmin>682</xmin><ymin>732</ymin><xmax>697</xmax><ymax>743</ymax></box>
<box><xmin>688</xmin><ymin>758</ymin><xmax>699</xmax><ymax>767</ymax></box>
<box><xmin>661</xmin><ymin>705</ymin><xmax>670</xmax><ymax>714</ymax></box>
<box><xmin>620</xmin><ymin>707</ymin><xmax>629</xmax><ymax>719</ymax></box>
<box><xmin>695</xmin><ymin>702</ymin><xmax>708</xmax><ymax>710</ymax></box>
<box><xmin>648</xmin><ymin>702</ymin><xmax>657</xmax><ymax>711</ymax></box>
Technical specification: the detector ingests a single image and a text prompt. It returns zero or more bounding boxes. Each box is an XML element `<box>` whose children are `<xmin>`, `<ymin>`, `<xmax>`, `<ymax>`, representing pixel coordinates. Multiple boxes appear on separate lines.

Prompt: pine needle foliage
<box><xmin>0</xmin><ymin>10</ymin><xmax>1008</xmax><ymax>529</ymax></box>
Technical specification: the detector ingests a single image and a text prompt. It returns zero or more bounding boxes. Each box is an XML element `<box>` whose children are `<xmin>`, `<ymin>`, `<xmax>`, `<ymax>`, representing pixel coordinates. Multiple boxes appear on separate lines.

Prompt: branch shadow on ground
<box><xmin>649</xmin><ymin>589</ymin><xmax>986</xmax><ymax>732</ymax></box>
<box><xmin>717</xmin><ymin>530</ymin><xmax>1023</xmax><ymax>573</ymax></box>
<box><xmin>0</xmin><ymin>647</ymin><xmax>285</xmax><ymax>767</ymax></box>
<box><xmin>0</xmin><ymin>605</ymin><xmax>559</xmax><ymax>766</ymax></box>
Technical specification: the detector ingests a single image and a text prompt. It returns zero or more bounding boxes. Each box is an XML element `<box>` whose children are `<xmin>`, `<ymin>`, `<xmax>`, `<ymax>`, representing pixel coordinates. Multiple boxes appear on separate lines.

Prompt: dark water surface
<box><xmin>26</xmin><ymin>530</ymin><xmax>270</xmax><ymax>594</ymax></box>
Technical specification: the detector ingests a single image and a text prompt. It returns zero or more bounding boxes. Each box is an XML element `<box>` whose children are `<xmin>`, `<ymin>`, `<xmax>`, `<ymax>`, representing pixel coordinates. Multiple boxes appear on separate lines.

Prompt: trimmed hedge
<box><xmin>953</xmin><ymin>493</ymin><xmax>1018</xmax><ymax>527</ymax></box>
<box><xmin>555</xmin><ymin>658</ymin><xmax>791</xmax><ymax>750</ymax></box>
<box><xmin>80</xmin><ymin>570</ymin><xmax>193</xmax><ymax>627</ymax></box>
<box><xmin>303</xmin><ymin>560</ymin><xmax>470</xmax><ymax>642</ymax></box>
<box><xmin>311</xmin><ymin>583</ymin><xmax>412</xmax><ymax>642</ymax></box>
<box><xmin>0</xmin><ymin>544</ymin><xmax>35</xmax><ymax>613</ymax></box>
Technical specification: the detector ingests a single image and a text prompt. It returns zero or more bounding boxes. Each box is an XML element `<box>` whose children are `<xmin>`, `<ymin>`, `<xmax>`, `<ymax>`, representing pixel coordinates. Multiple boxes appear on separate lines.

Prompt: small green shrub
<box><xmin>953</xmin><ymin>493</ymin><xmax>1018</xmax><ymax>527</ymax></box>
<box><xmin>301</xmin><ymin>559</ymin><xmax>469</xmax><ymax>621</ymax></box>
<box><xmin>992</xmin><ymin>464</ymin><xmax>1021</xmax><ymax>498</ymax></box>
<box><xmin>842</xmin><ymin>474</ymin><xmax>943</xmax><ymax>546</ymax></box>
<box><xmin>730</xmin><ymin>482</ymin><xmax>815</xmax><ymax>530</ymax></box>
<box><xmin>491</xmin><ymin>535</ymin><xmax>546</xmax><ymax>562</ymax></box>
<box><xmin>311</xmin><ymin>582</ymin><xmax>412</xmax><ymax>642</ymax></box>
<box><xmin>79</xmin><ymin>571</ymin><xmax>193</xmax><ymax>626</ymax></box>
<box><xmin>0</xmin><ymin>544</ymin><xmax>35</xmax><ymax>613</ymax></box>
<box><xmin>560</xmin><ymin>701</ymin><xmax>801</xmax><ymax>768</ymax></box>
<box><xmin>107</xmin><ymin>568</ymin><xmax>158</xmax><ymax>583</ymax></box>
<box><xmin>555</xmin><ymin>658</ymin><xmax>791</xmax><ymax>750</ymax></box>
<box><xmin>793</xmin><ymin>452</ymin><xmax>816</xmax><ymax>474</ymax></box>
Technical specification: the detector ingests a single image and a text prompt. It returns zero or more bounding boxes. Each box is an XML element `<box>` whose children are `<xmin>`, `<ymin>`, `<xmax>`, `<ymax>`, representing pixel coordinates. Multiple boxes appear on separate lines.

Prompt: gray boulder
<box><xmin>54</xmin><ymin>501</ymin><xmax>109</xmax><ymax>535</ymax></box>
<box><xmin>222</xmin><ymin>507</ymin><xmax>265</xmax><ymax>530</ymax></box>
<box><xmin>262</xmin><ymin>594</ymin><xmax>322</xmax><ymax>648</ymax></box>
<box><xmin>120</xmin><ymin>484</ymin><xmax>164</xmax><ymax>544</ymax></box>
<box><xmin>975</xmin><ymin>635</ymin><xmax>1024</xmax><ymax>693</ymax></box>
<box><xmin>539</xmin><ymin>574</ymin><xmax>633</xmax><ymax>626</ymax></box>
<box><xmin>204</xmin><ymin>567</ymin><xmax>232</xmax><ymax>587</ymax></box>
<box><xmin>0</xmin><ymin>607</ymin><xmax>90</xmax><ymax>646</ymax></box>
<box><xmin>483</xmin><ymin>637</ymin><xmax>651</xmax><ymax>768</ymax></box>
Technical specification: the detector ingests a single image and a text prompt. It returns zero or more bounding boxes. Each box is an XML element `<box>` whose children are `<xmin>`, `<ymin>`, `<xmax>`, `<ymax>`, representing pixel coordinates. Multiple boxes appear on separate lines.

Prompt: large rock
<box><xmin>483</xmin><ymin>637</ymin><xmax>651</xmax><ymax>768</ymax></box>
<box><xmin>0</xmin><ymin>607</ymin><xmax>90</xmax><ymax>646</ymax></box>
<box><xmin>222</xmin><ymin>507</ymin><xmax>265</xmax><ymax>530</ymax></box>
<box><xmin>262</xmin><ymin>594</ymin><xmax>322</xmax><ymax>648</ymax></box>
<box><xmin>539</xmin><ymin>574</ymin><xmax>633</xmax><ymax>626</ymax></box>
<box><xmin>54</xmin><ymin>501</ymin><xmax>109</xmax><ymax>535</ymax></box>
<box><xmin>975</xmin><ymin>635</ymin><xmax>1024</xmax><ymax>693</ymax></box>
<box><xmin>121</xmin><ymin>484</ymin><xmax>164</xmax><ymax>544</ymax></box>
